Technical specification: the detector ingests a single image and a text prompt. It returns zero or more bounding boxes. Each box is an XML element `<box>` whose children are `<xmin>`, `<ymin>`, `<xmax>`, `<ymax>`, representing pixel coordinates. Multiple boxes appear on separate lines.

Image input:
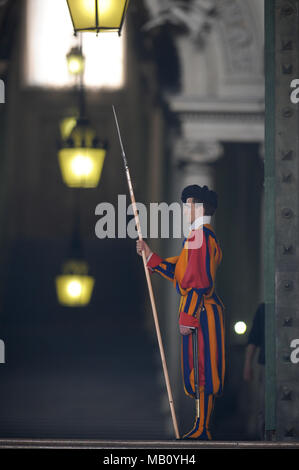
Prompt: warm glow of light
<box><xmin>67</xmin><ymin>279</ymin><xmax>83</xmax><ymax>298</ymax></box>
<box><xmin>99</xmin><ymin>0</ymin><xmax>114</xmax><ymax>14</ymax></box>
<box><xmin>68</xmin><ymin>56</ymin><xmax>84</xmax><ymax>75</ymax></box>
<box><xmin>80</xmin><ymin>0</ymin><xmax>115</xmax><ymax>15</ymax></box>
<box><xmin>58</xmin><ymin>147</ymin><xmax>106</xmax><ymax>187</ymax></box>
<box><xmin>25</xmin><ymin>0</ymin><xmax>124</xmax><ymax>88</ymax></box>
<box><xmin>56</xmin><ymin>275</ymin><xmax>95</xmax><ymax>306</ymax></box>
<box><xmin>82</xmin><ymin>0</ymin><xmax>95</xmax><ymax>13</ymax></box>
<box><xmin>234</xmin><ymin>321</ymin><xmax>247</xmax><ymax>335</ymax></box>
<box><xmin>67</xmin><ymin>0</ymin><xmax>128</xmax><ymax>32</ymax></box>
<box><xmin>71</xmin><ymin>154</ymin><xmax>94</xmax><ymax>177</ymax></box>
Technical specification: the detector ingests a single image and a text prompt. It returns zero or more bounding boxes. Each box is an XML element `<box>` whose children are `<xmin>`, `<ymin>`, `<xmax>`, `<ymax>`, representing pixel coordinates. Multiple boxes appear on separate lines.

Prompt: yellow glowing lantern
<box><xmin>66</xmin><ymin>46</ymin><xmax>85</xmax><ymax>75</ymax></box>
<box><xmin>66</xmin><ymin>0</ymin><xmax>130</xmax><ymax>36</ymax></box>
<box><xmin>58</xmin><ymin>117</ymin><xmax>107</xmax><ymax>188</ymax></box>
<box><xmin>56</xmin><ymin>260</ymin><xmax>95</xmax><ymax>307</ymax></box>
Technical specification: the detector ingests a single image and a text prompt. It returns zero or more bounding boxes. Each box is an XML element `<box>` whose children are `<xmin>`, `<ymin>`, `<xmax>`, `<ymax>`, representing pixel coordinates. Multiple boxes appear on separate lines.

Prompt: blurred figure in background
<box><xmin>243</xmin><ymin>302</ymin><xmax>265</xmax><ymax>440</ymax></box>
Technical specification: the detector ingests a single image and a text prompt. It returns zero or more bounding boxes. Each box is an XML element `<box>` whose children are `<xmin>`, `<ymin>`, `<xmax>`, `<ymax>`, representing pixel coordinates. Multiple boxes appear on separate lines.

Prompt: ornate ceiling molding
<box><xmin>174</xmin><ymin>139</ymin><xmax>224</xmax><ymax>165</ymax></box>
<box><xmin>143</xmin><ymin>0</ymin><xmax>262</xmax><ymax>74</ymax></box>
<box><xmin>169</xmin><ymin>97</ymin><xmax>264</xmax><ymax>127</ymax></box>
<box><xmin>143</xmin><ymin>0</ymin><xmax>218</xmax><ymax>46</ymax></box>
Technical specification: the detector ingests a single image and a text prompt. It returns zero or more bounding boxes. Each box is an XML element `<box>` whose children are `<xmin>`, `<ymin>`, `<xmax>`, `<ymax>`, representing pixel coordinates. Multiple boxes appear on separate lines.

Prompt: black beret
<box><xmin>181</xmin><ymin>184</ymin><xmax>218</xmax><ymax>209</ymax></box>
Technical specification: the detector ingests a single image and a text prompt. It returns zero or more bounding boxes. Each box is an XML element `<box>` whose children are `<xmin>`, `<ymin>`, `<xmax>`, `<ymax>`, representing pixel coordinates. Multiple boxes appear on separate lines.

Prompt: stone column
<box><xmin>173</xmin><ymin>139</ymin><xmax>223</xmax><ymax>185</ymax></box>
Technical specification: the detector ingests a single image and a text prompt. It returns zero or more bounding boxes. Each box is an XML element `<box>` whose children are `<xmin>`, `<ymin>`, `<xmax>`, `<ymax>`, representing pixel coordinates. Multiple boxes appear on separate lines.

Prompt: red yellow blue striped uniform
<box><xmin>147</xmin><ymin>223</ymin><xmax>225</xmax><ymax>439</ymax></box>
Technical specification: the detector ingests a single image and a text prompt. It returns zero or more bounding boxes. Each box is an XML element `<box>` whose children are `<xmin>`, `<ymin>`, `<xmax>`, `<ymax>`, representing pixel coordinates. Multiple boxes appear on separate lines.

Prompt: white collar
<box><xmin>189</xmin><ymin>215</ymin><xmax>211</xmax><ymax>231</ymax></box>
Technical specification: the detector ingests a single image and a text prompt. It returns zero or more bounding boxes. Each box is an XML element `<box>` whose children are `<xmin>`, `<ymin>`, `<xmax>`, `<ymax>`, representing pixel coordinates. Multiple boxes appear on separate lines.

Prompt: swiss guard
<box><xmin>136</xmin><ymin>184</ymin><xmax>225</xmax><ymax>440</ymax></box>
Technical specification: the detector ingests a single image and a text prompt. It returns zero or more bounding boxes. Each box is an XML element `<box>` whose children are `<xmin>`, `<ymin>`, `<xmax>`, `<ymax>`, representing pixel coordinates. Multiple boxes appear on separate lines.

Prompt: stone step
<box><xmin>0</xmin><ymin>438</ymin><xmax>298</xmax><ymax>449</ymax></box>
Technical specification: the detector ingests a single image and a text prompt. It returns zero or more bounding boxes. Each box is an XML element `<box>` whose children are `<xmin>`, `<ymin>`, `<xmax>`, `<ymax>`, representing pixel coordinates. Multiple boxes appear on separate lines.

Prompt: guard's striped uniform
<box><xmin>147</xmin><ymin>223</ymin><xmax>225</xmax><ymax>439</ymax></box>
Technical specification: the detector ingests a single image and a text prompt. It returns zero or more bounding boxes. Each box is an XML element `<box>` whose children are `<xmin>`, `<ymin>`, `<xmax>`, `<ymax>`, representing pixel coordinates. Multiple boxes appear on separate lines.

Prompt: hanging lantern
<box><xmin>56</xmin><ymin>260</ymin><xmax>95</xmax><ymax>307</ymax></box>
<box><xmin>66</xmin><ymin>0</ymin><xmax>130</xmax><ymax>36</ymax></box>
<box><xmin>66</xmin><ymin>46</ymin><xmax>85</xmax><ymax>76</ymax></box>
<box><xmin>59</xmin><ymin>116</ymin><xmax>78</xmax><ymax>140</ymax></box>
<box><xmin>58</xmin><ymin>117</ymin><xmax>107</xmax><ymax>188</ymax></box>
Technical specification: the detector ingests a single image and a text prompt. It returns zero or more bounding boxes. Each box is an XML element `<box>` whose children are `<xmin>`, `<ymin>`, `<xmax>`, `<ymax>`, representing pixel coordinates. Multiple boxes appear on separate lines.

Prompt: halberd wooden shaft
<box><xmin>112</xmin><ymin>105</ymin><xmax>180</xmax><ymax>440</ymax></box>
